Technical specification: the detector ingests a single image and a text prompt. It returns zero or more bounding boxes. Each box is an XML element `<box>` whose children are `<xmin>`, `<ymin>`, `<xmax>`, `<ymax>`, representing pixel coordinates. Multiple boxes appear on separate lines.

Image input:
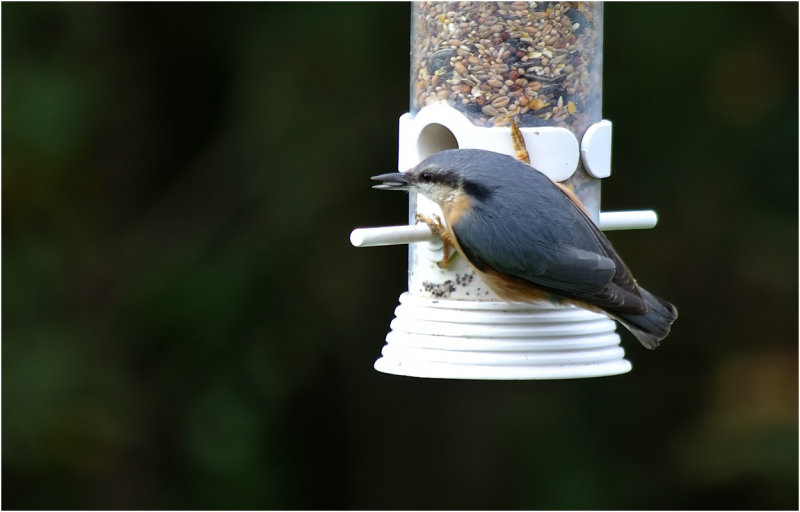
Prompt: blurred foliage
<box><xmin>2</xmin><ymin>2</ymin><xmax>797</xmax><ymax>509</ymax></box>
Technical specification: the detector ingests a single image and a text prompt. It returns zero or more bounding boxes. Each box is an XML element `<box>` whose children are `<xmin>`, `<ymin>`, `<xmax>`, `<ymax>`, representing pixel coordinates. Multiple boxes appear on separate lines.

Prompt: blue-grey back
<box><xmin>425</xmin><ymin>149</ymin><xmax>599</xmax><ymax>251</ymax></box>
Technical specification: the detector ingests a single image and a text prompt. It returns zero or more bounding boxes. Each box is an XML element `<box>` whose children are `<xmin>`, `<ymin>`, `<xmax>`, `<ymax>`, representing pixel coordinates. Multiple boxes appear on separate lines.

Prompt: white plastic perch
<box><xmin>350</xmin><ymin>210</ymin><xmax>658</xmax><ymax>248</ymax></box>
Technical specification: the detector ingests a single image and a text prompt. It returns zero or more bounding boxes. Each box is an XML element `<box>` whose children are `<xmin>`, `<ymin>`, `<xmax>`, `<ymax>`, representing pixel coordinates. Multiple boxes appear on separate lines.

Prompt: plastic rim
<box><xmin>374</xmin><ymin>293</ymin><xmax>632</xmax><ymax>380</ymax></box>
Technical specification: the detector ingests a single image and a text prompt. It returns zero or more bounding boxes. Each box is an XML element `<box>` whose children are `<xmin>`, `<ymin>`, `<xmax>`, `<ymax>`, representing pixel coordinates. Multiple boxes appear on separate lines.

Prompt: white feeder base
<box><xmin>373</xmin><ymin>292</ymin><xmax>632</xmax><ymax>380</ymax></box>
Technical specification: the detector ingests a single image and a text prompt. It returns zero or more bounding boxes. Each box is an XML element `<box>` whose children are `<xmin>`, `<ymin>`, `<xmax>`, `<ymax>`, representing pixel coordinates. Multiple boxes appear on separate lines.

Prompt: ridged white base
<box><xmin>374</xmin><ymin>293</ymin><xmax>632</xmax><ymax>380</ymax></box>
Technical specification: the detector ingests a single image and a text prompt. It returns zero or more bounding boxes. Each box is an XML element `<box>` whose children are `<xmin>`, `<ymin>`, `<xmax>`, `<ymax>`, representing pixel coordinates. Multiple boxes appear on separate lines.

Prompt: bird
<box><xmin>371</xmin><ymin>148</ymin><xmax>678</xmax><ymax>349</ymax></box>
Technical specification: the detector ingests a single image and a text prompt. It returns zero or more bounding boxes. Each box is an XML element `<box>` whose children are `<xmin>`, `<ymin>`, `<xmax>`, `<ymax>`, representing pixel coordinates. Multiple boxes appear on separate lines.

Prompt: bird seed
<box><xmin>411</xmin><ymin>1</ymin><xmax>603</xmax><ymax>137</ymax></box>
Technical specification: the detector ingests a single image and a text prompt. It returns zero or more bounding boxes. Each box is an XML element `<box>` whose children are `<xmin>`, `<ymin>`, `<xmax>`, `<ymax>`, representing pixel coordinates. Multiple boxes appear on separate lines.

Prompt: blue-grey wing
<box><xmin>452</xmin><ymin>185</ymin><xmax>647</xmax><ymax>314</ymax></box>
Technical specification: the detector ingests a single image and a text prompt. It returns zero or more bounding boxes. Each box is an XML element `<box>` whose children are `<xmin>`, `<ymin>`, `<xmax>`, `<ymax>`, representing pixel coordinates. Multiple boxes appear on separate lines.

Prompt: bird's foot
<box><xmin>510</xmin><ymin>117</ymin><xmax>530</xmax><ymax>165</ymax></box>
<box><xmin>415</xmin><ymin>213</ymin><xmax>455</xmax><ymax>269</ymax></box>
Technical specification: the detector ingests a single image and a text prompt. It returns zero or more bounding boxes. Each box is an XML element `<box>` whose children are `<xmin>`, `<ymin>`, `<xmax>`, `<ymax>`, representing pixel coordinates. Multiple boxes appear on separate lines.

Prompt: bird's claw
<box><xmin>510</xmin><ymin>117</ymin><xmax>530</xmax><ymax>165</ymax></box>
<box><xmin>416</xmin><ymin>212</ymin><xmax>446</xmax><ymax>237</ymax></box>
<box><xmin>415</xmin><ymin>213</ymin><xmax>455</xmax><ymax>269</ymax></box>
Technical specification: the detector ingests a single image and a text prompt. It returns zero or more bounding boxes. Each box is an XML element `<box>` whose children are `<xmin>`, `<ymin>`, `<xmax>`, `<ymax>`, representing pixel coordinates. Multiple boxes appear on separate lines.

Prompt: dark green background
<box><xmin>3</xmin><ymin>2</ymin><xmax>797</xmax><ymax>509</ymax></box>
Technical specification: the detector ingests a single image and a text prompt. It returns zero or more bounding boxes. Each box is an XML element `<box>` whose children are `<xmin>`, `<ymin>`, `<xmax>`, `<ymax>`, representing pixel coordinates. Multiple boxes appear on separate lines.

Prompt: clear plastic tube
<box><xmin>410</xmin><ymin>2</ymin><xmax>603</xmax><ymax>209</ymax></box>
<box><xmin>407</xmin><ymin>2</ymin><xmax>605</xmax><ymax>301</ymax></box>
<box><xmin>411</xmin><ymin>2</ymin><xmax>603</xmax><ymax>135</ymax></box>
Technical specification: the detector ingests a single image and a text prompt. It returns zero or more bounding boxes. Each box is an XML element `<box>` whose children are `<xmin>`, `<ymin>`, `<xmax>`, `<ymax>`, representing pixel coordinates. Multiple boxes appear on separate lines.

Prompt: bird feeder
<box><xmin>351</xmin><ymin>2</ymin><xmax>659</xmax><ymax>380</ymax></box>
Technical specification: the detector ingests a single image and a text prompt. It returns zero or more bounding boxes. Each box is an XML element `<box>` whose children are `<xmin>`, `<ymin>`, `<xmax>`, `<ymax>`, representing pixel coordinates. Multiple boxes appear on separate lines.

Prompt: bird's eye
<box><xmin>420</xmin><ymin>170</ymin><xmax>433</xmax><ymax>182</ymax></box>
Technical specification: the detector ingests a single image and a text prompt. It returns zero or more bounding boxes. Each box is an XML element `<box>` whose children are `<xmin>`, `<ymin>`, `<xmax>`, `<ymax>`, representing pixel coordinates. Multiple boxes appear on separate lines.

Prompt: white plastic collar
<box><xmin>398</xmin><ymin>102</ymin><xmax>612</xmax><ymax>181</ymax></box>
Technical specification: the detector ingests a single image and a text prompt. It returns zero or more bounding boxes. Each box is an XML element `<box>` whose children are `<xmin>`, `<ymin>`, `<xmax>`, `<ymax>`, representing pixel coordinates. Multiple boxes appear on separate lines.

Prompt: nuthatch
<box><xmin>372</xmin><ymin>148</ymin><xmax>678</xmax><ymax>349</ymax></box>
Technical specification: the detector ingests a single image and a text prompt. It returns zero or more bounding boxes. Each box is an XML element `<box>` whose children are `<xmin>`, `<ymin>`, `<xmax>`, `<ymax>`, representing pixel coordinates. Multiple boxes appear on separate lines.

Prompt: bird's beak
<box><xmin>371</xmin><ymin>172</ymin><xmax>411</xmax><ymax>191</ymax></box>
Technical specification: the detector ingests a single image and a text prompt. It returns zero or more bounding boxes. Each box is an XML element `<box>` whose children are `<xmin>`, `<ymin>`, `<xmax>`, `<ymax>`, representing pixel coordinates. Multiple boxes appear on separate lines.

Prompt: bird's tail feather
<box><xmin>614</xmin><ymin>288</ymin><xmax>678</xmax><ymax>349</ymax></box>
